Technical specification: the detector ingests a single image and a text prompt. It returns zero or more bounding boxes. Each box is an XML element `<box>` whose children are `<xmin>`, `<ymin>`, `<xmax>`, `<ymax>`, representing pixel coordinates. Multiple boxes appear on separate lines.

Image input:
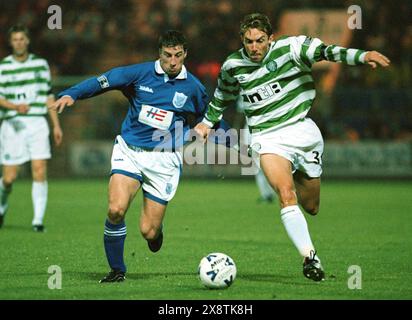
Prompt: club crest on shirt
<box><xmin>266</xmin><ymin>60</ymin><xmax>277</xmax><ymax>72</ymax></box>
<box><xmin>172</xmin><ymin>92</ymin><xmax>187</xmax><ymax>109</ymax></box>
<box><xmin>166</xmin><ymin>183</ymin><xmax>173</xmax><ymax>195</ymax></box>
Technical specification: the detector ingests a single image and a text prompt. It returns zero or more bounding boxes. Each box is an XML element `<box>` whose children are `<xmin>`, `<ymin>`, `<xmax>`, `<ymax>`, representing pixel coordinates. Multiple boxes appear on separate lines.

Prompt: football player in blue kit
<box><xmin>52</xmin><ymin>30</ymin><xmax>223</xmax><ymax>283</ymax></box>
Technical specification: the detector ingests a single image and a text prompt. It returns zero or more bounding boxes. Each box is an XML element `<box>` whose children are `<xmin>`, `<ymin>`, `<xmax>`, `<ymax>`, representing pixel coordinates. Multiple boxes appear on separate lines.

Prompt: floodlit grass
<box><xmin>1</xmin><ymin>179</ymin><xmax>411</xmax><ymax>299</ymax></box>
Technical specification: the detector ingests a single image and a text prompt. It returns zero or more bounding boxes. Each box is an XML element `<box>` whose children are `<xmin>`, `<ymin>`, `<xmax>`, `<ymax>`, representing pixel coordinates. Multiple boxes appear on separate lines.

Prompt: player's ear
<box><xmin>269</xmin><ymin>34</ymin><xmax>275</xmax><ymax>42</ymax></box>
<box><xmin>184</xmin><ymin>50</ymin><xmax>187</xmax><ymax>59</ymax></box>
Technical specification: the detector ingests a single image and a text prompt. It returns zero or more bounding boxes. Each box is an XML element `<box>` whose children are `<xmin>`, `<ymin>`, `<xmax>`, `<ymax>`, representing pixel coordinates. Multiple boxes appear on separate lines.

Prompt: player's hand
<box><xmin>53</xmin><ymin>125</ymin><xmax>63</xmax><ymax>147</ymax></box>
<box><xmin>50</xmin><ymin>96</ymin><xmax>75</xmax><ymax>113</ymax></box>
<box><xmin>194</xmin><ymin>122</ymin><xmax>212</xmax><ymax>143</ymax></box>
<box><xmin>364</xmin><ymin>51</ymin><xmax>390</xmax><ymax>69</ymax></box>
<box><xmin>15</xmin><ymin>104</ymin><xmax>30</xmax><ymax>114</ymax></box>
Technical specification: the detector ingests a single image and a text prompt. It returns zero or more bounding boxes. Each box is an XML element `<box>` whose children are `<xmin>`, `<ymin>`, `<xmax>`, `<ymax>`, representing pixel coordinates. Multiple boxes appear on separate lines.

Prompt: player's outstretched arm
<box><xmin>50</xmin><ymin>95</ymin><xmax>75</xmax><ymax>114</ymax></box>
<box><xmin>364</xmin><ymin>51</ymin><xmax>391</xmax><ymax>69</ymax></box>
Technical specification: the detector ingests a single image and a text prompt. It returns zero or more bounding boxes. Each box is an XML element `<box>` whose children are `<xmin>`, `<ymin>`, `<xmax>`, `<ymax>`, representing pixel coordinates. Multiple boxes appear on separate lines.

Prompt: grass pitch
<box><xmin>0</xmin><ymin>179</ymin><xmax>411</xmax><ymax>300</ymax></box>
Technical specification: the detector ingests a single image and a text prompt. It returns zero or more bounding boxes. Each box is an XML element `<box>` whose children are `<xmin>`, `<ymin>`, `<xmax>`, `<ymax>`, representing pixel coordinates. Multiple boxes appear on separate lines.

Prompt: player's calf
<box><xmin>141</xmin><ymin>224</ymin><xmax>164</xmax><ymax>253</ymax></box>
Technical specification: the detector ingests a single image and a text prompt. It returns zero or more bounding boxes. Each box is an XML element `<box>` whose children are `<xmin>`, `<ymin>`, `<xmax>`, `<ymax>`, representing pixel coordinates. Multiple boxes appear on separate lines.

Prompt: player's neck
<box><xmin>12</xmin><ymin>52</ymin><xmax>29</xmax><ymax>63</ymax></box>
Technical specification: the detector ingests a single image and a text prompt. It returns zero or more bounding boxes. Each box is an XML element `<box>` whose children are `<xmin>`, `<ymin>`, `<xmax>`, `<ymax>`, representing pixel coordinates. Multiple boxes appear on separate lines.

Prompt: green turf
<box><xmin>0</xmin><ymin>179</ymin><xmax>411</xmax><ymax>300</ymax></box>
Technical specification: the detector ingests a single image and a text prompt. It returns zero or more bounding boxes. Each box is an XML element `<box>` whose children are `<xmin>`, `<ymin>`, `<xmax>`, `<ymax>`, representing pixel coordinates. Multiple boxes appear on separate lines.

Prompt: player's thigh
<box><xmin>260</xmin><ymin>153</ymin><xmax>297</xmax><ymax>206</ymax></box>
<box><xmin>27</xmin><ymin>118</ymin><xmax>51</xmax><ymax>161</ymax></box>
<box><xmin>108</xmin><ymin>173</ymin><xmax>141</xmax><ymax>214</ymax></box>
<box><xmin>0</xmin><ymin>120</ymin><xmax>29</xmax><ymax>165</ymax></box>
<box><xmin>294</xmin><ymin>170</ymin><xmax>321</xmax><ymax>215</ymax></box>
<box><xmin>2</xmin><ymin>165</ymin><xmax>20</xmax><ymax>184</ymax></box>
<box><xmin>31</xmin><ymin>159</ymin><xmax>47</xmax><ymax>182</ymax></box>
<box><xmin>140</xmin><ymin>197</ymin><xmax>167</xmax><ymax>232</ymax></box>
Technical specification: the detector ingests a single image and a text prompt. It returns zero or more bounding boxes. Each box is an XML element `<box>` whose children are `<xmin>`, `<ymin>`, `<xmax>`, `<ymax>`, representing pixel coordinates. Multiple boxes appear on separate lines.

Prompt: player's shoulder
<box><xmin>272</xmin><ymin>35</ymin><xmax>298</xmax><ymax>47</ymax></box>
<box><xmin>30</xmin><ymin>53</ymin><xmax>50</xmax><ymax>65</ymax></box>
<box><xmin>109</xmin><ymin>61</ymin><xmax>154</xmax><ymax>80</ymax></box>
<box><xmin>134</xmin><ymin>61</ymin><xmax>155</xmax><ymax>71</ymax></box>
<box><xmin>0</xmin><ymin>55</ymin><xmax>13</xmax><ymax>71</ymax></box>
<box><xmin>278</xmin><ymin>35</ymin><xmax>313</xmax><ymax>46</ymax></box>
<box><xmin>221</xmin><ymin>49</ymin><xmax>245</xmax><ymax>71</ymax></box>
<box><xmin>185</xmin><ymin>70</ymin><xmax>206</xmax><ymax>92</ymax></box>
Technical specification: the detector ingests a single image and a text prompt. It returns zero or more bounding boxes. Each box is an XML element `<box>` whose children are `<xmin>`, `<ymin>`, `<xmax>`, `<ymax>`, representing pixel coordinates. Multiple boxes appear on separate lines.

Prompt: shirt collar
<box><xmin>155</xmin><ymin>60</ymin><xmax>187</xmax><ymax>82</ymax></box>
<box><xmin>10</xmin><ymin>53</ymin><xmax>32</xmax><ymax>64</ymax></box>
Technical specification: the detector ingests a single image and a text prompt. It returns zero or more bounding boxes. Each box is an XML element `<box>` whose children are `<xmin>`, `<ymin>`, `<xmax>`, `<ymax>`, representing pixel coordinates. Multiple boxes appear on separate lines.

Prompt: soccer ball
<box><xmin>198</xmin><ymin>252</ymin><xmax>237</xmax><ymax>289</ymax></box>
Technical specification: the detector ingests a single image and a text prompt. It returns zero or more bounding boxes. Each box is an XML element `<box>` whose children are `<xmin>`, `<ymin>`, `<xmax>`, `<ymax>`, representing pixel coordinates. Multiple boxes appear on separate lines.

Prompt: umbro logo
<box><xmin>113</xmin><ymin>158</ymin><xmax>124</xmax><ymax>161</ymax></box>
<box><xmin>139</xmin><ymin>85</ymin><xmax>154</xmax><ymax>93</ymax></box>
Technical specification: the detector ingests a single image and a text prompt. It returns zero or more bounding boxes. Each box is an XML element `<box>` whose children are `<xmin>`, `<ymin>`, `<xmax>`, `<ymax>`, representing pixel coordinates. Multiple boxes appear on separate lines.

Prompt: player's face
<box><xmin>242</xmin><ymin>28</ymin><xmax>274</xmax><ymax>63</ymax></box>
<box><xmin>159</xmin><ymin>45</ymin><xmax>187</xmax><ymax>77</ymax></box>
<box><xmin>10</xmin><ymin>32</ymin><xmax>30</xmax><ymax>57</ymax></box>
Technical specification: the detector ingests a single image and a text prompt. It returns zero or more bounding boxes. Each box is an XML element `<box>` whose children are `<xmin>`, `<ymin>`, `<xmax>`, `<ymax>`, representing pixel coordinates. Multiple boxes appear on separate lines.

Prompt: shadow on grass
<box><xmin>69</xmin><ymin>271</ymin><xmax>316</xmax><ymax>286</ymax></box>
<box><xmin>0</xmin><ymin>224</ymin><xmax>36</xmax><ymax>232</ymax></box>
<box><xmin>70</xmin><ymin>271</ymin><xmax>196</xmax><ymax>282</ymax></box>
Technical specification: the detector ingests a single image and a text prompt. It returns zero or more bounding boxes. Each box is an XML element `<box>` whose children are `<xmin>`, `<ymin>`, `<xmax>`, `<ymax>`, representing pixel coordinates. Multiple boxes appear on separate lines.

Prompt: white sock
<box><xmin>0</xmin><ymin>178</ymin><xmax>11</xmax><ymax>216</ymax></box>
<box><xmin>280</xmin><ymin>205</ymin><xmax>315</xmax><ymax>258</ymax></box>
<box><xmin>32</xmin><ymin>181</ymin><xmax>48</xmax><ymax>225</ymax></box>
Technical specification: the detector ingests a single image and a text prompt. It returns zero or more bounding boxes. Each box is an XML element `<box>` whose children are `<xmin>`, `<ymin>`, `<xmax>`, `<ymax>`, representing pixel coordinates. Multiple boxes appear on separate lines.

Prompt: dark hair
<box><xmin>8</xmin><ymin>24</ymin><xmax>30</xmax><ymax>39</ymax></box>
<box><xmin>158</xmin><ymin>30</ymin><xmax>187</xmax><ymax>51</ymax></box>
<box><xmin>239</xmin><ymin>13</ymin><xmax>273</xmax><ymax>38</ymax></box>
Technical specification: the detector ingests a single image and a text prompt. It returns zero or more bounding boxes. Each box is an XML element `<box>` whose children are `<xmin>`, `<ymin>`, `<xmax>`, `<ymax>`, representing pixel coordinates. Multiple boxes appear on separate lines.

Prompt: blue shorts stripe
<box><xmin>111</xmin><ymin>169</ymin><xmax>143</xmax><ymax>182</ymax></box>
<box><xmin>143</xmin><ymin>191</ymin><xmax>168</xmax><ymax>206</ymax></box>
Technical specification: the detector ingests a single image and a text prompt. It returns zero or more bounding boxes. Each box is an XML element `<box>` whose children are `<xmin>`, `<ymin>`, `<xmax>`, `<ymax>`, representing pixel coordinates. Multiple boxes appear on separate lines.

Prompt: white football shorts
<box><xmin>110</xmin><ymin>135</ymin><xmax>182</xmax><ymax>205</ymax></box>
<box><xmin>0</xmin><ymin>116</ymin><xmax>51</xmax><ymax>165</ymax></box>
<box><xmin>250</xmin><ymin>118</ymin><xmax>324</xmax><ymax>178</ymax></box>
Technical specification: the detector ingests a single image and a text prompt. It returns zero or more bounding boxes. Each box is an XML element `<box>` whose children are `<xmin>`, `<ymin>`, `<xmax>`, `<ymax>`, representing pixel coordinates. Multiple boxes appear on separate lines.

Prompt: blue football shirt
<box><xmin>59</xmin><ymin>60</ymin><xmax>209</xmax><ymax>150</ymax></box>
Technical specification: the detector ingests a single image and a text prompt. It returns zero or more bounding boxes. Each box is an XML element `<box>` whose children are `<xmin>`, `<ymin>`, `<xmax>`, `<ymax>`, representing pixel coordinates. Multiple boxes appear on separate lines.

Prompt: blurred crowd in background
<box><xmin>0</xmin><ymin>0</ymin><xmax>411</xmax><ymax>142</ymax></box>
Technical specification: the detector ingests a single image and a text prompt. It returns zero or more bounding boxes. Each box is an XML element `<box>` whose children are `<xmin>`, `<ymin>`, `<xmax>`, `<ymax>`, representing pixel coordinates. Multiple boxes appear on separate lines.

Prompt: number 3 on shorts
<box><xmin>312</xmin><ymin>151</ymin><xmax>321</xmax><ymax>164</ymax></box>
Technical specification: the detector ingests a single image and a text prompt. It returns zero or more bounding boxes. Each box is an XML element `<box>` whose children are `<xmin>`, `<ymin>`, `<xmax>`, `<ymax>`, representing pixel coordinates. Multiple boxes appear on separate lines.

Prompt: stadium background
<box><xmin>0</xmin><ymin>0</ymin><xmax>411</xmax><ymax>179</ymax></box>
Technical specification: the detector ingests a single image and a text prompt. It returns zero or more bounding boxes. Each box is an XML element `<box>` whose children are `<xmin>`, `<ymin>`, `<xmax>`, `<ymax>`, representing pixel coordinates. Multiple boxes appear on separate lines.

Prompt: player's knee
<box><xmin>276</xmin><ymin>186</ymin><xmax>297</xmax><ymax>207</ymax></box>
<box><xmin>107</xmin><ymin>205</ymin><xmax>126</xmax><ymax>224</ymax></box>
<box><xmin>302</xmin><ymin>200</ymin><xmax>320</xmax><ymax>215</ymax></box>
<box><xmin>32</xmin><ymin>167</ymin><xmax>47</xmax><ymax>181</ymax></box>
<box><xmin>140</xmin><ymin>219</ymin><xmax>160</xmax><ymax>241</ymax></box>
<box><xmin>140</xmin><ymin>224</ymin><xmax>158</xmax><ymax>241</ymax></box>
<box><xmin>2</xmin><ymin>175</ymin><xmax>17</xmax><ymax>187</ymax></box>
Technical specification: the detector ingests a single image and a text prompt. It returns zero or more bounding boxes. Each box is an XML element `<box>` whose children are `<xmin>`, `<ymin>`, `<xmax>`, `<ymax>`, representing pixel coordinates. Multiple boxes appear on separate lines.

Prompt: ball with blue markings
<box><xmin>198</xmin><ymin>252</ymin><xmax>237</xmax><ymax>289</ymax></box>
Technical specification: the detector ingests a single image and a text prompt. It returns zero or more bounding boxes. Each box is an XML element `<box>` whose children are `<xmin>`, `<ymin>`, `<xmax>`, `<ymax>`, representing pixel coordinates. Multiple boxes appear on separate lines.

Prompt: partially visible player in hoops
<box><xmin>0</xmin><ymin>25</ymin><xmax>63</xmax><ymax>232</ymax></box>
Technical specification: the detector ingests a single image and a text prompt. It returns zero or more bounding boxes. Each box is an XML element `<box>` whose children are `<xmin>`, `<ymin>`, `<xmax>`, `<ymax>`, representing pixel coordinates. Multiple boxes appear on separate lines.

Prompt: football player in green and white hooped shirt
<box><xmin>195</xmin><ymin>13</ymin><xmax>390</xmax><ymax>281</ymax></box>
<box><xmin>0</xmin><ymin>25</ymin><xmax>63</xmax><ymax>231</ymax></box>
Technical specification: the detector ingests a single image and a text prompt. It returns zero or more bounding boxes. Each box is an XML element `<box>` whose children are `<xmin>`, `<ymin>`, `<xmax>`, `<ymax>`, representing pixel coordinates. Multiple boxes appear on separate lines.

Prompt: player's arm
<box><xmin>0</xmin><ymin>97</ymin><xmax>30</xmax><ymax>114</ymax></box>
<box><xmin>51</xmin><ymin>65</ymin><xmax>138</xmax><ymax>113</ymax></box>
<box><xmin>47</xmin><ymin>95</ymin><xmax>63</xmax><ymax>146</ymax></box>
<box><xmin>43</xmin><ymin>61</ymin><xmax>63</xmax><ymax>146</ymax></box>
<box><xmin>293</xmin><ymin>36</ymin><xmax>390</xmax><ymax>68</ymax></box>
<box><xmin>194</xmin><ymin>66</ymin><xmax>239</xmax><ymax>141</ymax></box>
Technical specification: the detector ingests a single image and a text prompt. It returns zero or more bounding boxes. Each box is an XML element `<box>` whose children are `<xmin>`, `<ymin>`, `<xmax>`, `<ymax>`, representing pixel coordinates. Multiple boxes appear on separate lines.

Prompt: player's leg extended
<box><xmin>140</xmin><ymin>197</ymin><xmax>167</xmax><ymax>252</ymax></box>
<box><xmin>31</xmin><ymin>159</ymin><xmax>48</xmax><ymax>230</ymax></box>
<box><xmin>294</xmin><ymin>170</ymin><xmax>320</xmax><ymax>215</ymax></box>
<box><xmin>260</xmin><ymin>154</ymin><xmax>316</xmax><ymax>257</ymax></box>
<box><xmin>0</xmin><ymin>165</ymin><xmax>19</xmax><ymax>228</ymax></box>
<box><xmin>260</xmin><ymin>153</ymin><xmax>324</xmax><ymax>281</ymax></box>
<box><xmin>101</xmin><ymin>174</ymin><xmax>140</xmax><ymax>282</ymax></box>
